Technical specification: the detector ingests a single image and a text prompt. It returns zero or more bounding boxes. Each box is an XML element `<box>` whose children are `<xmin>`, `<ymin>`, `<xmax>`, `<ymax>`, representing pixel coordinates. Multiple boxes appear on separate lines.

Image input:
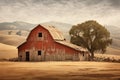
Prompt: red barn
<box><xmin>18</xmin><ymin>24</ymin><xmax>90</xmax><ymax>61</ymax></box>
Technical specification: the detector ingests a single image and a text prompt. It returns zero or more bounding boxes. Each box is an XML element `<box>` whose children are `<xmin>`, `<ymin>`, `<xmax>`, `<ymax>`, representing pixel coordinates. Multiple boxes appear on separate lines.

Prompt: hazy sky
<box><xmin>0</xmin><ymin>0</ymin><xmax>120</xmax><ymax>26</ymax></box>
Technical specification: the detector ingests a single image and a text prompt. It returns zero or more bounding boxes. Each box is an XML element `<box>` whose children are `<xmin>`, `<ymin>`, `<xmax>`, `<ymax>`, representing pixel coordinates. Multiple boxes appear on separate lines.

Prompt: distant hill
<box><xmin>0</xmin><ymin>21</ymin><xmax>36</xmax><ymax>30</ymax></box>
<box><xmin>41</xmin><ymin>21</ymin><xmax>72</xmax><ymax>31</ymax></box>
<box><xmin>105</xmin><ymin>25</ymin><xmax>120</xmax><ymax>39</ymax></box>
<box><xmin>104</xmin><ymin>25</ymin><xmax>120</xmax><ymax>48</ymax></box>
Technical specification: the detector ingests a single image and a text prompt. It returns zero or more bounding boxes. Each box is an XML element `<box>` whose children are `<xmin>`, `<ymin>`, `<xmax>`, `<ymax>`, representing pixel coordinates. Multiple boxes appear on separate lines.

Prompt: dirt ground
<box><xmin>0</xmin><ymin>61</ymin><xmax>120</xmax><ymax>80</ymax></box>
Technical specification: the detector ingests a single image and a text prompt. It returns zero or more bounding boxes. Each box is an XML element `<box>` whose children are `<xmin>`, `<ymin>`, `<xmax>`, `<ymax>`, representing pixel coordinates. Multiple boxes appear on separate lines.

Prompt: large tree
<box><xmin>69</xmin><ymin>20</ymin><xmax>112</xmax><ymax>59</ymax></box>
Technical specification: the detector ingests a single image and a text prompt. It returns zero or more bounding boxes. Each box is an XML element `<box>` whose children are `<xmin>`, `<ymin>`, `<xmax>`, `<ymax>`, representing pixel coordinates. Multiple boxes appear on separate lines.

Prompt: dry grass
<box><xmin>0</xmin><ymin>43</ymin><xmax>16</xmax><ymax>50</ymax></box>
<box><xmin>0</xmin><ymin>61</ymin><xmax>120</xmax><ymax>80</ymax></box>
<box><xmin>95</xmin><ymin>54</ymin><xmax>120</xmax><ymax>60</ymax></box>
<box><xmin>0</xmin><ymin>34</ymin><xmax>26</xmax><ymax>46</ymax></box>
<box><xmin>0</xmin><ymin>43</ymin><xmax>17</xmax><ymax>59</ymax></box>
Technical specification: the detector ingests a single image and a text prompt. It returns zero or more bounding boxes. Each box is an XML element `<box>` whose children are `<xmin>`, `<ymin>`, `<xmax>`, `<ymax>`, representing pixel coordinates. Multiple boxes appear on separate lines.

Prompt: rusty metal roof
<box><xmin>56</xmin><ymin>41</ymin><xmax>88</xmax><ymax>52</ymax></box>
<box><xmin>41</xmin><ymin>24</ymin><xmax>65</xmax><ymax>41</ymax></box>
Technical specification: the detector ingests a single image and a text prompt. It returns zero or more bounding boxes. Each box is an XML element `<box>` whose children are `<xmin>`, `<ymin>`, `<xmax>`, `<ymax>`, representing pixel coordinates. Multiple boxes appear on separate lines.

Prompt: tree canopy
<box><xmin>69</xmin><ymin>20</ymin><xmax>112</xmax><ymax>59</ymax></box>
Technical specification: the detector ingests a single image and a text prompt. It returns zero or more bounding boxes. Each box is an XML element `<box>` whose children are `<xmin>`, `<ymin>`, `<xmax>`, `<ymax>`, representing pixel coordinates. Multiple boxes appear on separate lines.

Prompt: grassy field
<box><xmin>0</xmin><ymin>61</ymin><xmax>120</xmax><ymax>80</ymax></box>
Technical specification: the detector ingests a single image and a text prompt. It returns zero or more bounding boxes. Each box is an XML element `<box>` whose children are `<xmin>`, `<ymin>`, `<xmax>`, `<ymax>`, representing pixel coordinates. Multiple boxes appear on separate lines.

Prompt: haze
<box><xmin>0</xmin><ymin>0</ymin><xmax>120</xmax><ymax>27</ymax></box>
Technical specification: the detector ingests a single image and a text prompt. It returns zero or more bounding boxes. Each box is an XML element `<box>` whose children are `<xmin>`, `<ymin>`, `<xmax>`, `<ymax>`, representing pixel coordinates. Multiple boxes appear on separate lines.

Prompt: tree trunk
<box><xmin>91</xmin><ymin>52</ymin><xmax>94</xmax><ymax>61</ymax></box>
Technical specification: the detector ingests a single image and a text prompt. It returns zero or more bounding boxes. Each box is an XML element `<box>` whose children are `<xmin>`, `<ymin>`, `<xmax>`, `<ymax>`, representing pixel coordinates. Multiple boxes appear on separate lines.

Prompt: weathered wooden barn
<box><xmin>18</xmin><ymin>24</ymin><xmax>90</xmax><ymax>61</ymax></box>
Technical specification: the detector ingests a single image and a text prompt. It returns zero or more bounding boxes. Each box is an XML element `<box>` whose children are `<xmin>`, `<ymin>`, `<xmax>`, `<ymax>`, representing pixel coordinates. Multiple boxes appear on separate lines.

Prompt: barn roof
<box><xmin>56</xmin><ymin>41</ymin><xmax>88</xmax><ymax>52</ymax></box>
<box><xmin>41</xmin><ymin>24</ymin><xmax>65</xmax><ymax>41</ymax></box>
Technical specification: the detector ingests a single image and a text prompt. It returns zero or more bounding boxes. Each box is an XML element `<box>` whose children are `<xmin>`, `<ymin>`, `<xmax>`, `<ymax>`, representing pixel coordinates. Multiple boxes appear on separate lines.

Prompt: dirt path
<box><xmin>0</xmin><ymin>61</ymin><xmax>120</xmax><ymax>80</ymax></box>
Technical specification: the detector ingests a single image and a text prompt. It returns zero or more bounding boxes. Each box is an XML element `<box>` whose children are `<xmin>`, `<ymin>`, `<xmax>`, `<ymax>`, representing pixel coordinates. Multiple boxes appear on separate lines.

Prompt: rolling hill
<box><xmin>0</xmin><ymin>43</ymin><xmax>17</xmax><ymax>59</ymax></box>
<box><xmin>0</xmin><ymin>34</ymin><xmax>26</xmax><ymax>46</ymax></box>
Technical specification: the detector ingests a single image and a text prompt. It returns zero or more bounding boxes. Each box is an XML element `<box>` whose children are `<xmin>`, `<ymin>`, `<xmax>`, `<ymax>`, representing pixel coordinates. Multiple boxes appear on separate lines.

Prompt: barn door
<box><xmin>26</xmin><ymin>52</ymin><xmax>30</xmax><ymax>61</ymax></box>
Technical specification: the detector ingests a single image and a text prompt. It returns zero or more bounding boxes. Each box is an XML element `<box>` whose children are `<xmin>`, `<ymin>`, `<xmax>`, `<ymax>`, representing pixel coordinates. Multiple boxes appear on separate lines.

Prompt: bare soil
<box><xmin>0</xmin><ymin>61</ymin><xmax>120</xmax><ymax>80</ymax></box>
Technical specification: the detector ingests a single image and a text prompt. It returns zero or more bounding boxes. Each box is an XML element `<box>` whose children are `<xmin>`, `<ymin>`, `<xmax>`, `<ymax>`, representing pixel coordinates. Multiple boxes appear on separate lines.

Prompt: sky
<box><xmin>0</xmin><ymin>0</ymin><xmax>120</xmax><ymax>26</ymax></box>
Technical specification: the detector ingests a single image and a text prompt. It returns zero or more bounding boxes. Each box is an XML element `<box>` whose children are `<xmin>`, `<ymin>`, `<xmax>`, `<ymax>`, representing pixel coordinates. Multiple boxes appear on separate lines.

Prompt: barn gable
<box><xmin>26</xmin><ymin>24</ymin><xmax>64</xmax><ymax>42</ymax></box>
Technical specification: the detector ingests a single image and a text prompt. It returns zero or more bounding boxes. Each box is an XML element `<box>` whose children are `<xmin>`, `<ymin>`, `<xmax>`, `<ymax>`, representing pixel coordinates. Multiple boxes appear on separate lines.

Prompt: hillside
<box><xmin>0</xmin><ymin>43</ymin><xmax>17</xmax><ymax>59</ymax></box>
<box><xmin>0</xmin><ymin>34</ymin><xmax>26</xmax><ymax>46</ymax></box>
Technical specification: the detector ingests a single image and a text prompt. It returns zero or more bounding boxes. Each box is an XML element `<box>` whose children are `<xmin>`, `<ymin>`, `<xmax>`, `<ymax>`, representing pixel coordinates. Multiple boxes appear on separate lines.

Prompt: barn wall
<box><xmin>55</xmin><ymin>42</ymin><xmax>86</xmax><ymax>61</ymax></box>
<box><xmin>18</xmin><ymin>45</ymin><xmax>89</xmax><ymax>61</ymax></box>
<box><xmin>18</xmin><ymin>40</ymin><xmax>89</xmax><ymax>61</ymax></box>
<box><xmin>18</xmin><ymin>25</ymin><xmax>90</xmax><ymax>61</ymax></box>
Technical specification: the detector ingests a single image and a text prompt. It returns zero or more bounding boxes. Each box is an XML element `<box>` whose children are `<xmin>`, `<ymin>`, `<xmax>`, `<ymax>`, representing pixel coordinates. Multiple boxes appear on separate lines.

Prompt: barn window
<box><xmin>38</xmin><ymin>33</ymin><xmax>42</xmax><ymax>37</ymax></box>
<box><xmin>20</xmin><ymin>55</ymin><xmax>22</xmax><ymax>58</ymax></box>
<box><xmin>38</xmin><ymin>51</ymin><xmax>41</xmax><ymax>55</ymax></box>
<box><xmin>83</xmin><ymin>53</ymin><xmax>84</xmax><ymax>56</ymax></box>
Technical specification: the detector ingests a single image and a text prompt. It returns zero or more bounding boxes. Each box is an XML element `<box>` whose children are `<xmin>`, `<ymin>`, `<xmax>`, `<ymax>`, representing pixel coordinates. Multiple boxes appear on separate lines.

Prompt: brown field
<box><xmin>0</xmin><ymin>62</ymin><xmax>120</xmax><ymax>80</ymax></box>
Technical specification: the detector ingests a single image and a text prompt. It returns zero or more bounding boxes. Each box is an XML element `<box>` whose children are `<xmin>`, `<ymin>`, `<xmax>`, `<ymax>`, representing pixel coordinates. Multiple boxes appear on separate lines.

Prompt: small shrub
<box><xmin>9</xmin><ymin>57</ymin><xmax>18</xmax><ymax>62</ymax></box>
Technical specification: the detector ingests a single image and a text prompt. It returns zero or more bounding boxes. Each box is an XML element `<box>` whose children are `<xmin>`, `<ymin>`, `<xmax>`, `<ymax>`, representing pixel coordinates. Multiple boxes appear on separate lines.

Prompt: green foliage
<box><xmin>69</xmin><ymin>20</ymin><xmax>112</xmax><ymax>58</ymax></box>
